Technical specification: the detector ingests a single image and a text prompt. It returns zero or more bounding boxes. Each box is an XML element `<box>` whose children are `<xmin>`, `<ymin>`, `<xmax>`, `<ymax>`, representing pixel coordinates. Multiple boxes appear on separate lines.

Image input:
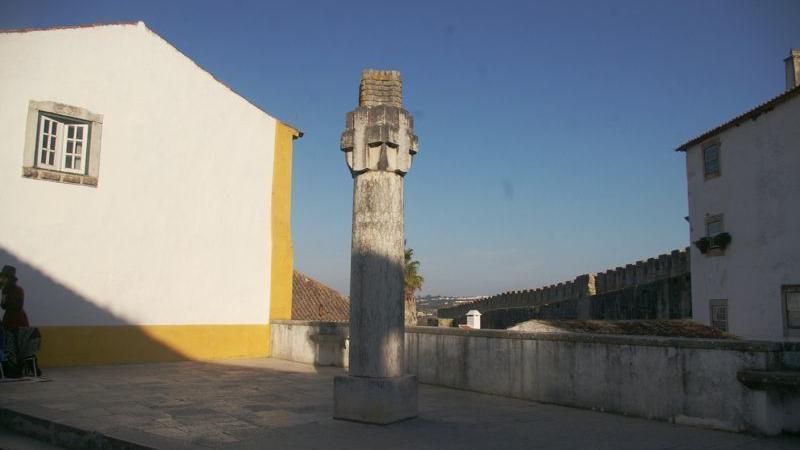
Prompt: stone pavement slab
<box><xmin>1</xmin><ymin>358</ymin><xmax>798</xmax><ymax>449</ymax></box>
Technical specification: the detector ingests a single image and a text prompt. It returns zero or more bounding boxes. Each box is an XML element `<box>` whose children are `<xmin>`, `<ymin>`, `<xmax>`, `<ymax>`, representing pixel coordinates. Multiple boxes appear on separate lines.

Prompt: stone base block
<box><xmin>333</xmin><ymin>374</ymin><xmax>418</xmax><ymax>424</ymax></box>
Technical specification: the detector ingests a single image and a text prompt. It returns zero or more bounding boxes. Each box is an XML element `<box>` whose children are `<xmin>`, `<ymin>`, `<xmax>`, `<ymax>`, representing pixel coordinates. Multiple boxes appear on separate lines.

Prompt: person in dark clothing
<box><xmin>1</xmin><ymin>265</ymin><xmax>29</xmax><ymax>330</ymax></box>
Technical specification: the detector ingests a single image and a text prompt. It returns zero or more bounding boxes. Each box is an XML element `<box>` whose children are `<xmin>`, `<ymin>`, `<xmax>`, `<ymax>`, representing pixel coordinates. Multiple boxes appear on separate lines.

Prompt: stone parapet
<box><xmin>404</xmin><ymin>326</ymin><xmax>800</xmax><ymax>435</ymax></box>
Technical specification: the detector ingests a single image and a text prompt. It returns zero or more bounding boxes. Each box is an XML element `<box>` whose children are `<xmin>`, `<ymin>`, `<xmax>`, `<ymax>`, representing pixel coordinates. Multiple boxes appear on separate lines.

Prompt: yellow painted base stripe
<box><xmin>36</xmin><ymin>324</ymin><xmax>270</xmax><ymax>368</ymax></box>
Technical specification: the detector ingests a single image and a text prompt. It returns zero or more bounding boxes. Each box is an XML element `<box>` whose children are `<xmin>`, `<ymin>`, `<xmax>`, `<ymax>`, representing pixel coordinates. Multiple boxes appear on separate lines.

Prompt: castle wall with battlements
<box><xmin>437</xmin><ymin>248</ymin><xmax>691</xmax><ymax>327</ymax></box>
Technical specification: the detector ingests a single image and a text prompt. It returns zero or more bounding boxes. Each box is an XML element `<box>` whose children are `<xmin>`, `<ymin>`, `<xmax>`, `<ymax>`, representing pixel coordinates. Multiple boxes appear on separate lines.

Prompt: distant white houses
<box><xmin>0</xmin><ymin>22</ymin><xmax>302</xmax><ymax>365</ymax></box>
<box><xmin>676</xmin><ymin>50</ymin><xmax>800</xmax><ymax>341</ymax></box>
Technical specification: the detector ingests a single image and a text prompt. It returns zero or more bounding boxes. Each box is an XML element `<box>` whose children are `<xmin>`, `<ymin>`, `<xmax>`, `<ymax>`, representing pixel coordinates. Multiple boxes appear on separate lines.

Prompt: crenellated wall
<box><xmin>437</xmin><ymin>248</ymin><xmax>691</xmax><ymax>327</ymax></box>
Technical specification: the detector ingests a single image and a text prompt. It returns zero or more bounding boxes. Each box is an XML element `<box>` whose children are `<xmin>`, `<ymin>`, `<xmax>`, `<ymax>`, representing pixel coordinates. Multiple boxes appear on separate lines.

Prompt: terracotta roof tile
<box><xmin>292</xmin><ymin>271</ymin><xmax>349</xmax><ymax>322</ymax></box>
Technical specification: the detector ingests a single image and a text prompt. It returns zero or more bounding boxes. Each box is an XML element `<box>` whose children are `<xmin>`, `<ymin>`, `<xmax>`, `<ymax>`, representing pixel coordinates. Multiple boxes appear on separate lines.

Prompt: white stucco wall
<box><xmin>0</xmin><ymin>23</ymin><xmax>278</xmax><ymax>326</ymax></box>
<box><xmin>685</xmin><ymin>94</ymin><xmax>800</xmax><ymax>341</ymax></box>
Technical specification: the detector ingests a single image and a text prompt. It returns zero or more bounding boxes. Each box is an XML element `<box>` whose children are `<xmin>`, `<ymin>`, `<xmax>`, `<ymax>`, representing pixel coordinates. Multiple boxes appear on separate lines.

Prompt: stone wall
<box><xmin>269</xmin><ymin>320</ymin><xmax>800</xmax><ymax>435</ymax></box>
<box><xmin>271</xmin><ymin>320</ymin><xmax>349</xmax><ymax>367</ymax></box>
<box><xmin>437</xmin><ymin>248</ymin><xmax>690</xmax><ymax>327</ymax></box>
<box><xmin>406</xmin><ymin>327</ymin><xmax>800</xmax><ymax>435</ymax></box>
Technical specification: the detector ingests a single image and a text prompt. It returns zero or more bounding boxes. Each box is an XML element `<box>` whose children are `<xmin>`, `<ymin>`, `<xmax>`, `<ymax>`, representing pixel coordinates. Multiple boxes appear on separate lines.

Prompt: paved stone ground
<box><xmin>1</xmin><ymin>358</ymin><xmax>798</xmax><ymax>449</ymax></box>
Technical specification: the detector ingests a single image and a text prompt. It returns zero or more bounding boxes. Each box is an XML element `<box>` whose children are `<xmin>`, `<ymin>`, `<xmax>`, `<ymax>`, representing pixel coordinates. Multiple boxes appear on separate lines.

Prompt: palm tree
<box><xmin>404</xmin><ymin>244</ymin><xmax>424</xmax><ymax>327</ymax></box>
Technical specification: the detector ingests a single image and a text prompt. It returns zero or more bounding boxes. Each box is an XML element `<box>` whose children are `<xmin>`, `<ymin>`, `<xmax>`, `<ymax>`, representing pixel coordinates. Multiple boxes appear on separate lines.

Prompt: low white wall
<box><xmin>270</xmin><ymin>320</ymin><xmax>349</xmax><ymax>367</ymax></box>
<box><xmin>406</xmin><ymin>327</ymin><xmax>799</xmax><ymax>435</ymax></box>
<box><xmin>270</xmin><ymin>321</ymin><xmax>800</xmax><ymax>435</ymax></box>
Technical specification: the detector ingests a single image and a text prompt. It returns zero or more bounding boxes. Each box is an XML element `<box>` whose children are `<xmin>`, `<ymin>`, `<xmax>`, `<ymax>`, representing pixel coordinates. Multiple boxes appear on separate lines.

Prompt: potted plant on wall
<box><xmin>694</xmin><ymin>233</ymin><xmax>732</xmax><ymax>254</ymax></box>
<box><xmin>694</xmin><ymin>237</ymin><xmax>711</xmax><ymax>254</ymax></box>
<box><xmin>712</xmin><ymin>232</ymin><xmax>732</xmax><ymax>250</ymax></box>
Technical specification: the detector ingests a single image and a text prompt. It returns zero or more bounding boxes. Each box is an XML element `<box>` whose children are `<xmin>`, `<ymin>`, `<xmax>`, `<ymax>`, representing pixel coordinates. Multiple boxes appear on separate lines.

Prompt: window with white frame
<box><xmin>23</xmin><ymin>101</ymin><xmax>103</xmax><ymax>187</ymax></box>
<box><xmin>709</xmin><ymin>299</ymin><xmax>728</xmax><ymax>331</ymax></box>
<box><xmin>37</xmin><ymin>114</ymin><xmax>90</xmax><ymax>174</ymax></box>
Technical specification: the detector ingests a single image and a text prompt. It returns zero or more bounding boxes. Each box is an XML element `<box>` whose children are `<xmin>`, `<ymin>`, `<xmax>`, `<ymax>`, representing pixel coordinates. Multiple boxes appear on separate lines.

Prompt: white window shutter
<box><xmin>38</xmin><ymin>116</ymin><xmax>61</xmax><ymax>170</ymax></box>
<box><xmin>61</xmin><ymin>123</ymin><xmax>89</xmax><ymax>174</ymax></box>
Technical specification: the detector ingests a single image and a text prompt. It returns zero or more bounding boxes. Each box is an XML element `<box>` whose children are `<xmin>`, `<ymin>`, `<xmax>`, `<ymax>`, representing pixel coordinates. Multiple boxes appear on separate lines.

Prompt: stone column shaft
<box><xmin>349</xmin><ymin>171</ymin><xmax>404</xmax><ymax>378</ymax></box>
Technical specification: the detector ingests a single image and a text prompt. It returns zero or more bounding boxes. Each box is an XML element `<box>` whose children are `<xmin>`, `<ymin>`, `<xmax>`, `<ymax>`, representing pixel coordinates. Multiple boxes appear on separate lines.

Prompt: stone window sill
<box><xmin>704</xmin><ymin>248</ymin><xmax>726</xmax><ymax>257</ymax></box>
<box><xmin>22</xmin><ymin>166</ymin><xmax>98</xmax><ymax>187</ymax></box>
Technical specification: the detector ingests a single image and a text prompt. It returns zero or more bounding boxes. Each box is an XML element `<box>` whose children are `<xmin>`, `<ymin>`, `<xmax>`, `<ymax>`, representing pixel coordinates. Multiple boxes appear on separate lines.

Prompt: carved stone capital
<box><xmin>341</xmin><ymin>105</ymin><xmax>419</xmax><ymax>176</ymax></box>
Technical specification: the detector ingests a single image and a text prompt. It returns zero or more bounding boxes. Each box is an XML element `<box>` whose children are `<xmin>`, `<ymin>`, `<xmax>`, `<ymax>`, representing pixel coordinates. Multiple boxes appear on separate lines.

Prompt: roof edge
<box><xmin>0</xmin><ymin>21</ymin><xmax>142</xmax><ymax>34</ymax></box>
<box><xmin>0</xmin><ymin>20</ymin><xmax>305</xmax><ymax>137</ymax></box>
<box><xmin>675</xmin><ymin>85</ymin><xmax>800</xmax><ymax>152</ymax></box>
<box><xmin>279</xmin><ymin>121</ymin><xmax>304</xmax><ymax>138</ymax></box>
<box><xmin>137</xmin><ymin>23</ymin><xmax>305</xmax><ymax>137</ymax></box>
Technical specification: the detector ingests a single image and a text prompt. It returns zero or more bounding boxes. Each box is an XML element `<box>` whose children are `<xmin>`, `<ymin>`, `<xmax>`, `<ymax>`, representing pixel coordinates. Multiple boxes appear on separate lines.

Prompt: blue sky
<box><xmin>3</xmin><ymin>0</ymin><xmax>799</xmax><ymax>296</ymax></box>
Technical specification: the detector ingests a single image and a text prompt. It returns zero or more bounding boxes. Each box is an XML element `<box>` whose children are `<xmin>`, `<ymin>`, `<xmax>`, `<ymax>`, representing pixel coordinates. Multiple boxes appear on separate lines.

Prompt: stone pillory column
<box><xmin>333</xmin><ymin>69</ymin><xmax>420</xmax><ymax>424</ymax></box>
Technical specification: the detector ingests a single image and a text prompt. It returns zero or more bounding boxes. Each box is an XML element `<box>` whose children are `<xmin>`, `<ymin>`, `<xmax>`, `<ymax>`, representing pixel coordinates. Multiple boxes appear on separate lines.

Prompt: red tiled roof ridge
<box><xmin>294</xmin><ymin>271</ymin><xmax>348</xmax><ymax>298</ymax></box>
<box><xmin>292</xmin><ymin>270</ymin><xmax>349</xmax><ymax>322</ymax></box>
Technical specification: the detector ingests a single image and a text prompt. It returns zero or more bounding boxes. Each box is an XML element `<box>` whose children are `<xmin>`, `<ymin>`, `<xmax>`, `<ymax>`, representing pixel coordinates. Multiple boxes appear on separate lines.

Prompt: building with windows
<box><xmin>0</xmin><ymin>22</ymin><xmax>301</xmax><ymax>365</ymax></box>
<box><xmin>676</xmin><ymin>50</ymin><xmax>800</xmax><ymax>341</ymax></box>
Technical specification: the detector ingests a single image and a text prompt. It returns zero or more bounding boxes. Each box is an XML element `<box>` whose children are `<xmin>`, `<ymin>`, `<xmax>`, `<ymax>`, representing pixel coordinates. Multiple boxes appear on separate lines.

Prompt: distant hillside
<box><xmin>416</xmin><ymin>295</ymin><xmax>487</xmax><ymax>316</ymax></box>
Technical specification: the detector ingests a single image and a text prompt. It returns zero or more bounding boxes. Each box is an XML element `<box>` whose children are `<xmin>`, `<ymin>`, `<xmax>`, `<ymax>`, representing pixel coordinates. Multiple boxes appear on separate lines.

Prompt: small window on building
<box><xmin>709</xmin><ymin>299</ymin><xmax>728</xmax><ymax>331</ymax></box>
<box><xmin>706</xmin><ymin>215</ymin><xmax>724</xmax><ymax>247</ymax></box>
<box><xmin>703</xmin><ymin>143</ymin><xmax>720</xmax><ymax>178</ymax></box>
<box><xmin>37</xmin><ymin>115</ymin><xmax>90</xmax><ymax>174</ymax></box>
<box><xmin>23</xmin><ymin>101</ymin><xmax>103</xmax><ymax>187</ymax></box>
<box><xmin>783</xmin><ymin>286</ymin><xmax>800</xmax><ymax>330</ymax></box>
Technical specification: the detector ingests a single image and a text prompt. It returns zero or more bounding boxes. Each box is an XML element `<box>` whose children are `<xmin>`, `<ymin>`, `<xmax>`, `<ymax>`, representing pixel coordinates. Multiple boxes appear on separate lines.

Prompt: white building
<box><xmin>677</xmin><ymin>50</ymin><xmax>800</xmax><ymax>341</ymax></box>
<box><xmin>0</xmin><ymin>22</ymin><xmax>302</xmax><ymax>365</ymax></box>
